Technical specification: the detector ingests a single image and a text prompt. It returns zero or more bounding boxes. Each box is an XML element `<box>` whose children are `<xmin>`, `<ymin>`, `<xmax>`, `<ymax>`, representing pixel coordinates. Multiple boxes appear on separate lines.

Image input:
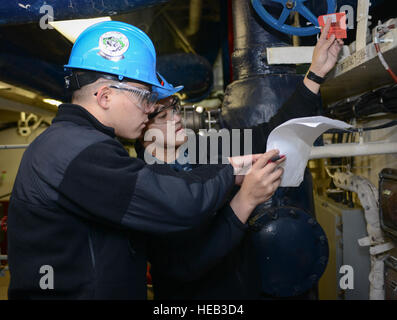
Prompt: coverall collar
<box><xmin>53</xmin><ymin>103</ymin><xmax>116</xmax><ymax>138</ymax></box>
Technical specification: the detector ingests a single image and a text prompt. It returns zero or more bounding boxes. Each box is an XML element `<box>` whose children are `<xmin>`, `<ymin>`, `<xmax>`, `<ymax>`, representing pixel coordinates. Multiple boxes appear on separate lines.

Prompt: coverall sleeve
<box><xmin>248</xmin><ymin>80</ymin><xmax>323</xmax><ymax>153</ymax></box>
<box><xmin>57</xmin><ymin>139</ymin><xmax>235</xmax><ymax>235</ymax></box>
<box><xmin>147</xmin><ymin>204</ymin><xmax>248</xmax><ymax>282</ymax></box>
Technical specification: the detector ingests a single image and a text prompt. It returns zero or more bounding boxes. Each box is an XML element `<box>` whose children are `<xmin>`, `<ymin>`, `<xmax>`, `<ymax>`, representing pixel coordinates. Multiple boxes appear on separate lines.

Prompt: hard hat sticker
<box><xmin>98</xmin><ymin>31</ymin><xmax>129</xmax><ymax>61</ymax></box>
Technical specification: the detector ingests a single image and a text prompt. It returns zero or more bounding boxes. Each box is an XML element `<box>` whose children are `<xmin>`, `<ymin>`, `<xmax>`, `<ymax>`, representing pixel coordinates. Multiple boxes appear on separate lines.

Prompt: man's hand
<box><xmin>310</xmin><ymin>18</ymin><xmax>344</xmax><ymax>77</ymax></box>
<box><xmin>304</xmin><ymin>18</ymin><xmax>344</xmax><ymax>93</ymax></box>
<box><xmin>230</xmin><ymin>150</ymin><xmax>286</xmax><ymax>223</ymax></box>
<box><xmin>228</xmin><ymin>153</ymin><xmax>263</xmax><ymax>185</ymax></box>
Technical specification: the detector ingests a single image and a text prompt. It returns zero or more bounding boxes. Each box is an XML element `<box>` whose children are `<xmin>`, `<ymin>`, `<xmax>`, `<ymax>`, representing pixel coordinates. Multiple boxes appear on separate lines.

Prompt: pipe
<box><xmin>309</xmin><ymin>142</ymin><xmax>397</xmax><ymax>159</ymax></box>
<box><xmin>330</xmin><ymin>171</ymin><xmax>394</xmax><ymax>300</ymax></box>
<box><xmin>185</xmin><ymin>0</ymin><xmax>203</xmax><ymax>36</ymax></box>
<box><xmin>157</xmin><ymin>53</ymin><xmax>213</xmax><ymax>102</ymax></box>
<box><xmin>0</xmin><ymin>41</ymin><xmax>66</xmax><ymax>101</ymax></box>
<box><xmin>223</xmin><ymin>0</ymin><xmax>317</xmax><ymax>299</ymax></box>
<box><xmin>222</xmin><ymin>0</ymin><xmax>302</xmax><ymax>129</ymax></box>
<box><xmin>161</xmin><ymin>13</ymin><xmax>197</xmax><ymax>54</ymax></box>
<box><xmin>231</xmin><ymin>0</ymin><xmax>294</xmax><ymax>80</ymax></box>
<box><xmin>0</xmin><ymin>0</ymin><xmax>170</xmax><ymax>26</ymax></box>
<box><xmin>0</xmin><ymin>145</ymin><xmax>29</xmax><ymax>150</ymax></box>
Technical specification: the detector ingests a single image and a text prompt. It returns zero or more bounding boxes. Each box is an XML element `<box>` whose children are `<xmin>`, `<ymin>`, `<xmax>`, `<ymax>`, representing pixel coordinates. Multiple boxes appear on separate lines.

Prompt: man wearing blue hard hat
<box><xmin>6</xmin><ymin>21</ymin><xmax>279</xmax><ymax>299</ymax></box>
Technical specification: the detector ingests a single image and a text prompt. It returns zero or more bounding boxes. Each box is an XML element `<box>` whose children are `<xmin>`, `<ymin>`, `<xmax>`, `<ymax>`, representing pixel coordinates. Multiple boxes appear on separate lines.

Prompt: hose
<box><xmin>373</xmin><ymin>22</ymin><xmax>397</xmax><ymax>83</ymax></box>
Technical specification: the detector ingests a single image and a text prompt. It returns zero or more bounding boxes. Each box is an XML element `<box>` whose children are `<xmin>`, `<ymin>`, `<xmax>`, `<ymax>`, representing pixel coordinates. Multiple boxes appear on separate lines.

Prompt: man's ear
<box><xmin>96</xmin><ymin>86</ymin><xmax>112</xmax><ymax>110</ymax></box>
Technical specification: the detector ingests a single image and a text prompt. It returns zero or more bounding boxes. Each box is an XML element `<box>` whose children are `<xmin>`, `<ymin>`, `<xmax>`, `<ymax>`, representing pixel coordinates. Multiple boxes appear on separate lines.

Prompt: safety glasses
<box><xmin>109</xmin><ymin>83</ymin><xmax>158</xmax><ymax>113</ymax></box>
<box><xmin>94</xmin><ymin>82</ymin><xmax>158</xmax><ymax>113</ymax></box>
<box><xmin>148</xmin><ymin>96</ymin><xmax>181</xmax><ymax>124</ymax></box>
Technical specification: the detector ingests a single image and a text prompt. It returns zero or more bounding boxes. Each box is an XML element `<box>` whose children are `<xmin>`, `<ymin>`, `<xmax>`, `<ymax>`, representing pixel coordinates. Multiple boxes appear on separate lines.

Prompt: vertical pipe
<box><xmin>222</xmin><ymin>1</ymin><xmax>318</xmax><ymax>299</ymax></box>
<box><xmin>221</xmin><ymin>0</ymin><xmax>302</xmax><ymax>129</ymax></box>
<box><xmin>231</xmin><ymin>0</ymin><xmax>294</xmax><ymax>80</ymax></box>
<box><xmin>185</xmin><ymin>0</ymin><xmax>203</xmax><ymax>36</ymax></box>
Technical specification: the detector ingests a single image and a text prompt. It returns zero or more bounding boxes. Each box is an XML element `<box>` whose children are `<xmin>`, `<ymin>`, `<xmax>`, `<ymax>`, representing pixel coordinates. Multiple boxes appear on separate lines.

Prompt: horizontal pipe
<box><xmin>309</xmin><ymin>142</ymin><xmax>397</xmax><ymax>159</ymax></box>
<box><xmin>0</xmin><ymin>0</ymin><xmax>169</xmax><ymax>26</ymax></box>
<box><xmin>0</xmin><ymin>145</ymin><xmax>29</xmax><ymax>150</ymax></box>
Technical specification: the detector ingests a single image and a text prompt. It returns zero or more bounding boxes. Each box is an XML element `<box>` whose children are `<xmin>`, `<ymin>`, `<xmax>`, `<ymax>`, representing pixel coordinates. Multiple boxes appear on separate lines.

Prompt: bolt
<box><xmin>286</xmin><ymin>1</ymin><xmax>294</xmax><ymax>9</ymax></box>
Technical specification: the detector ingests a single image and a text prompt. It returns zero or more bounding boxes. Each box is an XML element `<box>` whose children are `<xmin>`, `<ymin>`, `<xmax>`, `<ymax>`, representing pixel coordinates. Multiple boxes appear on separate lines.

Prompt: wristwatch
<box><xmin>306</xmin><ymin>71</ymin><xmax>325</xmax><ymax>84</ymax></box>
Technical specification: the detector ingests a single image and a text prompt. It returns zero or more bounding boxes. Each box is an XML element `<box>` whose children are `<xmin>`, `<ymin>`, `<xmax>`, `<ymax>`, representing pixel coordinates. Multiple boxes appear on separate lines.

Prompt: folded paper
<box><xmin>266</xmin><ymin>116</ymin><xmax>351</xmax><ymax>187</ymax></box>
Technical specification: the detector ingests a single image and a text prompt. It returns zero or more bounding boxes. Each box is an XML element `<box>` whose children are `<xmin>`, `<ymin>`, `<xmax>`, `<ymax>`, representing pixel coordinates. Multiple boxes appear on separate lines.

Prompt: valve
<box><xmin>251</xmin><ymin>0</ymin><xmax>337</xmax><ymax>36</ymax></box>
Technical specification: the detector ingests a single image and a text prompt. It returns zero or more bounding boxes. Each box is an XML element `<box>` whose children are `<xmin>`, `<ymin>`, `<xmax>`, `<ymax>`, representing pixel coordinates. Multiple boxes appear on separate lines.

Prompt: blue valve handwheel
<box><xmin>251</xmin><ymin>0</ymin><xmax>337</xmax><ymax>36</ymax></box>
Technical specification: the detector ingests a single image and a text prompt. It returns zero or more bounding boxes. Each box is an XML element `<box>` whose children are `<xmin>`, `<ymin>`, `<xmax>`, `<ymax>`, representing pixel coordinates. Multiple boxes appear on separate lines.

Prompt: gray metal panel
<box><xmin>342</xmin><ymin>209</ymin><xmax>371</xmax><ymax>300</ymax></box>
<box><xmin>314</xmin><ymin>197</ymin><xmax>343</xmax><ymax>300</ymax></box>
<box><xmin>321</xmin><ymin>29</ymin><xmax>397</xmax><ymax>104</ymax></box>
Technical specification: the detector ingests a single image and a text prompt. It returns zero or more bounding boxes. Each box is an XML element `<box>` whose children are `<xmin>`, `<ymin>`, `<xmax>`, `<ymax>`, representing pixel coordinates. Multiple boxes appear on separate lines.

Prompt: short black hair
<box><xmin>65</xmin><ymin>70</ymin><xmax>120</xmax><ymax>92</ymax></box>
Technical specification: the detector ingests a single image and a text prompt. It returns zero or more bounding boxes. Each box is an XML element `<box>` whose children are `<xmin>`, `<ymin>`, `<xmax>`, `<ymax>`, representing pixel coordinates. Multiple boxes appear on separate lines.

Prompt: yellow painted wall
<box><xmin>0</xmin><ymin>113</ymin><xmax>53</xmax><ymax>300</ymax></box>
<box><xmin>0</xmin><ymin>269</ymin><xmax>10</xmax><ymax>300</ymax></box>
<box><xmin>0</xmin><ymin>120</ymin><xmax>52</xmax><ymax>199</ymax></box>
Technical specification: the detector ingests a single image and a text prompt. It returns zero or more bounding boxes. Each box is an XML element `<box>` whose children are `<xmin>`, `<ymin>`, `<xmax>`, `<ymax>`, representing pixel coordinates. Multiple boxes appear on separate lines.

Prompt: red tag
<box><xmin>318</xmin><ymin>12</ymin><xmax>347</xmax><ymax>39</ymax></box>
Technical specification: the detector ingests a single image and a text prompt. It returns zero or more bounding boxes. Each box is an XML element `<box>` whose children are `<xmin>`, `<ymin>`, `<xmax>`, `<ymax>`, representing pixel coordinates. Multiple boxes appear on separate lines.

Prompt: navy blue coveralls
<box><xmin>7</xmin><ymin>104</ymin><xmax>237</xmax><ymax>299</ymax></box>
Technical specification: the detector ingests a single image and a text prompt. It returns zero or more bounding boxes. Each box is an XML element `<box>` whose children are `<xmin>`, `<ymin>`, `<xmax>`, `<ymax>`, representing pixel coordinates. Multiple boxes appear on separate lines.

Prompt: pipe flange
<box><xmin>249</xmin><ymin>206</ymin><xmax>329</xmax><ymax>297</ymax></box>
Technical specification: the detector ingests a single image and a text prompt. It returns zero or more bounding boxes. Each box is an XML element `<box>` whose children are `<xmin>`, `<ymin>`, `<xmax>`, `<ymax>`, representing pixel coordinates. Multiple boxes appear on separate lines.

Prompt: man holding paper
<box><xmin>137</xmin><ymin>19</ymin><xmax>344</xmax><ymax>299</ymax></box>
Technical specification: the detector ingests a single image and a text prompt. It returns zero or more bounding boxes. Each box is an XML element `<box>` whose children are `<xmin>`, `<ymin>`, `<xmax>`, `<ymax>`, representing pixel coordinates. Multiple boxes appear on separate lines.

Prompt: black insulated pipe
<box><xmin>221</xmin><ymin>0</ymin><xmax>303</xmax><ymax>129</ymax></box>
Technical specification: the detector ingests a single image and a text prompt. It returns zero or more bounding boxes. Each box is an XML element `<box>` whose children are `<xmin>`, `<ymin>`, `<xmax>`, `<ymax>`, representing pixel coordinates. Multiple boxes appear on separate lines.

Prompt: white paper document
<box><xmin>266</xmin><ymin>116</ymin><xmax>351</xmax><ymax>187</ymax></box>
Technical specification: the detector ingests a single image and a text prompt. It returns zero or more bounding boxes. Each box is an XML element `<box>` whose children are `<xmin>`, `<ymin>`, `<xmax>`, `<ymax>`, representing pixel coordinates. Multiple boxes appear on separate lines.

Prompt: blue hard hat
<box><xmin>65</xmin><ymin>20</ymin><xmax>164</xmax><ymax>90</ymax></box>
<box><xmin>154</xmin><ymin>72</ymin><xmax>184</xmax><ymax>99</ymax></box>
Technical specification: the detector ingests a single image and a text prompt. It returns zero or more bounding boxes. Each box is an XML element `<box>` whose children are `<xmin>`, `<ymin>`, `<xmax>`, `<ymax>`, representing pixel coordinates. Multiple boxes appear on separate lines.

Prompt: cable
<box><xmin>327</xmin><ymin>83</ymin><xmax>397</xmax><ymax>121</ymax></box>
<box><xmin>325</xmin><ymin>119</ymin><xmax>397</xmax><ymax>134</ymax></box>
<box><xmin>358</xmin><ymin>119</ymin><xmax>397</xmax><ymax>131</ymax></box>
<box><xmin>374</xmin><ymin>22</ymin><xmax>397</xmax><ymax>84</ymax></box>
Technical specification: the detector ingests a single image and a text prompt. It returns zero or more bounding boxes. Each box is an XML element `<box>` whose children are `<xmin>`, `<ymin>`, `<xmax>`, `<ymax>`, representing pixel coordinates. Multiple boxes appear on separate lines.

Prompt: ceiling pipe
<box><xmin>0</xmin><ymin>48</ymin><xmax>66</xmax><ymax>101</ymax></box>
<box><xmin>0</xmin><ymin>1</ymin><xmax>171</xmax><ymax>105</ymax></box>
<box><xmin>185</xmin><ymin>0</ymin><xmax>203</xmax><ymax>36</ymax></box>
<box><xmin>0</xmin><ymin>97</ymin><xmax>56</xmax><ymax>116</ymax></box>
<box><xmin>0</xmin><ymin>0</ymin><xmax>170</xmax><ymax>26</ymax></box>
